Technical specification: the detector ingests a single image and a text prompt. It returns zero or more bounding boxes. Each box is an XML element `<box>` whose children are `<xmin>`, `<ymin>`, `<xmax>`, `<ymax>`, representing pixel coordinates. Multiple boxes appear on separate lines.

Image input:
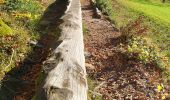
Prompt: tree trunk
<box><xmin>36</xmin><ymin>0</ymin><xmax>87</xmax><ymax>100</ymax></box>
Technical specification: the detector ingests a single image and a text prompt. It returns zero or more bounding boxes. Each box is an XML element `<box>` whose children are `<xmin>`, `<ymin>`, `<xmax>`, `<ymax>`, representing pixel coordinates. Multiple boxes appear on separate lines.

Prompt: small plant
<box><xmin>121</xmin><ymin>16</ymin><xmax>148</xmax><ymax>38</ymax></box>
<box><xmin>0</xmin><ymin>19</ymin><xmax>13</xmax><ymax>36</ymax></box>
<box><xmin>12</xmin><ymin>11</ymin><xmax>32</xmax><ymax>19</ymax></box>
<box><xmin>96</xmin><ymin>0</ymin><xmax>114</xmax><ymax>16</ymax></box>
<box><xmin>127</xmin><ymin>36</ymin><xmax>169</xmax><ymax>68</ymax></box>
<box><xmin>5</xmin><ymin>0</ymin><xmax>43</xmax><ymax>14</ymax></box>
<box><xmin>119</xmin><ymin>16</ymin><xmax>170</xmax><ymax>81</ymax></box>
<box><xmin>0</xmin><ymin>27</ymin><xmax>31</xmax><ymax>79</ymax></box>
<box><xmin>0</xmin><ymin>0</ymin><xmax>45</xmax><ymax>80</ymax></box>
<box><xmin>83</xmin><ymin>22</ymin><xmax>88</xmax><ymax>34</ymax></box>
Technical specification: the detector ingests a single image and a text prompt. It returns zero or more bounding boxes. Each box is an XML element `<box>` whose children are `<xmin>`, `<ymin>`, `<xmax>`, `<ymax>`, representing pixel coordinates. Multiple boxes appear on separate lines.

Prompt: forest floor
<box><xmin>82</xmin><ymin>0</ymin><xmax>170</xmax><ymax>99</ymax></box>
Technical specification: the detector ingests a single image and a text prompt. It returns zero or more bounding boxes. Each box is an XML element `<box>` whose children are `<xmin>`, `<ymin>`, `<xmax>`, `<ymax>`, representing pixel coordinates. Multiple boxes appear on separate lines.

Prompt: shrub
<box><xmin>120</xmin><ymin>16</ymin><xmax>170</xmax><ymax>81</ymax></box>
<box><xmin>127</xmin><ymin>36</ymin><xmax>169</xmax><ymax>67</ymax></box>
<box><xmin>96</xmin><ymin>0</ymin><xmax>114</xmax><ymax>16</ymax></box>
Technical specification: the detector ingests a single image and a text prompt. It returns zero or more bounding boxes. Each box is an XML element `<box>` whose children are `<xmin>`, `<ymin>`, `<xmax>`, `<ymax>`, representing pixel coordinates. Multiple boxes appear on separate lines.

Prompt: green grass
<box><xmin>96</xmin><ymin>0</ymin><xmax>114</xmax><ymax>21</ymax></box>
<box><xmin>118</xmin><ymin>0</ymin><xmax>170</xmax><ymax>26</ymax></box>
<box><xmin>0</xmin><ymin>0</ymin><xmax>46</xmax><ymax>80</ymax></box>
<box><xmin>87</xmin><ymin>78</ymin><xmax>102</xmax><ymax>100</ymax></box>
<box><xmin>112</xmin><ymin>0</ymin><xmax>170</xmax><ymax>60</ymax></box>
<box><xmin>0</xmin><ymin>19</ymin><xmax>13</xmax><ymax>36</ymax></box>
<box><xmin>95</xmin><ymin>0</ymin><xmax>170</xmax><ymax>81</ymax></box>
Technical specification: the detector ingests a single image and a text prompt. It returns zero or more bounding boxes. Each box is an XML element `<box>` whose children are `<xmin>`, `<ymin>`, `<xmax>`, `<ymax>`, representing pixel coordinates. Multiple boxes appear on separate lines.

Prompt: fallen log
<box><xmin>35</xmin><ymin>0</ymin><xmax>87</xmax><ymax>100</ymax></box>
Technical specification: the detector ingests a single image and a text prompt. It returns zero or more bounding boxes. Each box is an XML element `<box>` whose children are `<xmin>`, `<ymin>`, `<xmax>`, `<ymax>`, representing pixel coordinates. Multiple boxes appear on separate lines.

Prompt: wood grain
<box><xmin>36</xmin><ymin>0</ymin><xmax>87</xmax><ymax>100</ymax></box>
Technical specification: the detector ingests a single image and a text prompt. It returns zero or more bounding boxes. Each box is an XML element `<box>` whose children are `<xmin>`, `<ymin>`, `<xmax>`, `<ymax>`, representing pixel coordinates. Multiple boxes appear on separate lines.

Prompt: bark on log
<box><xmin>36</xmin><ymin>0</ymin><xmax>87</xmax><ymax>100</ymax></box>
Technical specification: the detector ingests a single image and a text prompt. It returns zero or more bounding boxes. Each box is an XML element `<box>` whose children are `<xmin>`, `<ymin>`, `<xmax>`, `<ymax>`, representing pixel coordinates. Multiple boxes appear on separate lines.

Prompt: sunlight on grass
<box><xmin>114</xmin><ymin>0</ymin><xmax>170</xmax><ymax>60</ymax></box>
<box><xmin>118</xmin><ymin>0</ymin><xmax>170</xmax><ymax>26</ymax></box>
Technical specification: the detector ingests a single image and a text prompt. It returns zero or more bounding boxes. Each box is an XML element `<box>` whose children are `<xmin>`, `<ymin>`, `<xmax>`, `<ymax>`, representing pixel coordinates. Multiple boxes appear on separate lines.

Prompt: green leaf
<box><xmin>0</xmin><ymin>19</ymin><xmax>13</xmax><ymax>36</ymax></box>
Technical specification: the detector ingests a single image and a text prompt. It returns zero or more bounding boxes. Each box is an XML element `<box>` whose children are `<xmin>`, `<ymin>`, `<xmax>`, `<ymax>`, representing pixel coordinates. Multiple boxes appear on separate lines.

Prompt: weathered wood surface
<box><xmin>36</xmin><ymin>0</ymin><xmax>87</xmax><ymax>100</ymax></box>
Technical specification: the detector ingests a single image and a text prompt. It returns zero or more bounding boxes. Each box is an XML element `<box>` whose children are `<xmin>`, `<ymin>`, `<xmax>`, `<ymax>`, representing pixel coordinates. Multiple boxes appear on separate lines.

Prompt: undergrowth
<box><xmin>95</xmin><ymin>0</ymin><xmax>114</xmax><ymax>21</ymax></box>
<box><xmin>114</xmin><ymin>0</ymin><xmax>170</xmax><ymax>60</ymax></box>
<box><xmin>95</xmin><ymin>0</ymin><xmax>170</xmax><ymax>81</ymax></box>
<box><xmin>121</xmin><ymin>16</ymin><xmax>170</xmax><ymax>81</ymax></box>
<box><xmin>0</xmin><ymin>0</ymin><xmax>46</xmax><ymax>79</ymax></box>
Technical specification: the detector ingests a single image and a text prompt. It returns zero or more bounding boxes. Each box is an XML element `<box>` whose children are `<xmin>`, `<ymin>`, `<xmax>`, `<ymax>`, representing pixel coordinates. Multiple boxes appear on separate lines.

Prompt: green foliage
<box><xmin>0</xmin><ymin>19</ymin><xmax>13</xmax><ymax>36</ymax></box>
<box><xmin>126</xmin><ymin>36</ymin><xmax>170</xmax><ymax>81</ymax></box>
<box><xmin>0</xmin><ymin>27</ymin><xmax>30</xmax><ymax>77</ymax></box>
<box><xmin>96</xmin><ymin>0</ymin><xmax>114</xmax><ymax>17</ymax></box>
<box><xmin>83</xmin><ymin>22</ymin><xmax>88</xmax><ymax>34</ymax></box>
<box><xmin>0</xmin><ymin>0</ymin><xmax>46</xmax><ymax>79</ymax></box>
<box><xmin>127</xmin><ymin>36</ymin><xmax>169</xmax><ymax>67</ymax></box>
<box><xmin>116</xmin><ymin>0</ymin><xmax>170</xmax><ymax>58</ymax></box>
<box><xmin>5</xmin><ymin>0</ymin><xmax>43</xmax><ymax>14</ymax></box>
<box><xmin>94</xmin><ymin>0</ymin><xmax>170</xmax><ymax>80</ymax></box>
<box><xmin>120</xmin><ymin>15</ymin><xmax>170</xmax><ymax>81</ymax></box>
<box><xmin>118</xmin><ymin>0</ymin><xmax>170</xmax><ymax>26</ymax></box>
<box><xmin>0</xmin><ymin>1</ymin><xmax>49</xmax><ymax>98</ymax></box>
<box><xmin>4</xmin><ymin>0</ymin><xmax>44</xmax><ymax>29</ymax></box>
<box><xmin>87</xmin><ymin>78</ymin><xmax>102</xmax><ymax>100</ymax></box>
<box><xmin>4</xmin><ymin>0</ymin><xmax>17</xmax><ymax>10</ymax></box>
<box><xmin>110</xmin><ymin>0</ymin><xmax>170</xmax><ymax>61</ymax></box>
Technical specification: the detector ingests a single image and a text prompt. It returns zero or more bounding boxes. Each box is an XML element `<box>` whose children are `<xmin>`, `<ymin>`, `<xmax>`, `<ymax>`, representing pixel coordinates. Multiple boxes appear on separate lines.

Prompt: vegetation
<box><xmin>121</xmin><ymin>16</ymin><xmax>170</xmax><ymax>80</ymax></box>
<box><xmin>83</xmin><ymin>22</ymin><xmax>88</xmax><ymax>34</ymax></box>
<box><xmin>87</xmin><ymin>78</ymin><xmax>102</xmax><ymax>100</ymax></box>
<box><xmin>95</xmin><ymin>0</ymin><xmax>170</xmax><ymax>80</ymax></box>
<box><xmin>0</xmin><ymin>0</ymin><xmax>170</xmax><ymax>99</ymax></box>
<box><xmin>0</xmin><ymin>0</ymin><xmax>45</xmax><ymax>79</ymax></box>
<box><xmin>95</xmin><ymin>0</ymin><xmax>114</xmax><ymax>21</ymax></box>
<box><xmin>0</xmin><ymin>19</ymin><xmax>13</xmax><ymax>36</ymax></box>
<box><xmin>115</xmin><ymin>0</ymin><xmax>170</xmax><ymax>59</ymax></box>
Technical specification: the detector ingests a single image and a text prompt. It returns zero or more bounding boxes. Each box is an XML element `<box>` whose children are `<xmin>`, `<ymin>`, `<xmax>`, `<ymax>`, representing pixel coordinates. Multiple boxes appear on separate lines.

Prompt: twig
<box><xmin>5</xmin><ymin>48</ymin><xmax>15</xmax><ymax>70</ymax></box>
<box><xmin>94</xmin><ymin>81</ymin><xmax>107</xmax><ymax>92</ymax></box>
<box><xmin>89</xmin><ymin>90</ymin><xmax>102</xmax><ymax>96</ymax></box>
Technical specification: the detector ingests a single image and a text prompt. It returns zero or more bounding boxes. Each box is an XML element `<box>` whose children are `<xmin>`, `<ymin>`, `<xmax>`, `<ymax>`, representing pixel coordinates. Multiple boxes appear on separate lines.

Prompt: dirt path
<box><xmin>82</xmin><ymin>0</ymin><xmax>169</xmax><ymax>100</ymax></box>
<box><xmin>82</xmin><ymin>0</ymin><xmax>121</xmax><ymax>71</ymax></box>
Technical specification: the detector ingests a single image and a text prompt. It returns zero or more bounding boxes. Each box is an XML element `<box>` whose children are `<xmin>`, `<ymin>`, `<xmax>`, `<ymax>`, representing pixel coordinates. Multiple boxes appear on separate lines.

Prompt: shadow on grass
<box><xmin>0</xmin><ymin>0</ymin><xmax>69</xmax><ymax>99</ymax></box>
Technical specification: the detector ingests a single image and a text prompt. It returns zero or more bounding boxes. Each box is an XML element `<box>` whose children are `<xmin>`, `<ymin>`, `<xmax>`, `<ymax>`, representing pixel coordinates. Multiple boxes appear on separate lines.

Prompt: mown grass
<box><xmin>109</xmin><ymin>0</ymin><xmax>170</xmax><ymax>61</ymax></box>
<box><xmin>116</xmin><ymin>0</ymin><xmax>170</xmax><ymax>60</ymax></box>
<box><xmin>123</xmin><ymin>0</ymin><xmax>170</xmax><ymax>25</ymax></box>
<box><xmin>0</xmin><ymin>0</ymin><xmax>46</xmax><ymax>80</ymax></box>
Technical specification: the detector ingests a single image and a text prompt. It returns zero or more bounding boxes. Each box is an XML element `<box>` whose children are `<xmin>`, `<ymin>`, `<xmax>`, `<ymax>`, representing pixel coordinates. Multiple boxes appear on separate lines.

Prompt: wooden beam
<box><xmin>36</xmin><ymin>0</ymin><xmax>87</xmax><ymax>100</ymax></box>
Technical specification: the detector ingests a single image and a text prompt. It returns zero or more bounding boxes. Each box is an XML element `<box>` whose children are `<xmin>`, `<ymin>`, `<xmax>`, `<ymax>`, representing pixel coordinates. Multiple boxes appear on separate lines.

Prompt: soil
<box><xmin>82</xmin><ymin>0</ymin><xmax>170</xmax><ymax>100</ymax></box>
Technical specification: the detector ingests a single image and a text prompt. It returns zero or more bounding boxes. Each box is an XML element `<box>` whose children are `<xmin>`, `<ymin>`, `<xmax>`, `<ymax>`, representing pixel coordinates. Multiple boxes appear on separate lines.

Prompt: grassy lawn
<box><xmin>112</xmin><ymin>0</ymin><xmax>170</xmax><ymax>60</ymax></box>
<box><xmin>118</xmin><ymin>0</ymin><xmax>170</xmax><ymax>26</ymax></box>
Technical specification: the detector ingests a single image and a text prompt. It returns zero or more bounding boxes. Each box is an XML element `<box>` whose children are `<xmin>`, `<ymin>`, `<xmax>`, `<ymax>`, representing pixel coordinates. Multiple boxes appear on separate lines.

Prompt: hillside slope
<box><xmin>82</xmin><ymin>0</ymin><xmax>170</xmax><ymax>99</ymax></box>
